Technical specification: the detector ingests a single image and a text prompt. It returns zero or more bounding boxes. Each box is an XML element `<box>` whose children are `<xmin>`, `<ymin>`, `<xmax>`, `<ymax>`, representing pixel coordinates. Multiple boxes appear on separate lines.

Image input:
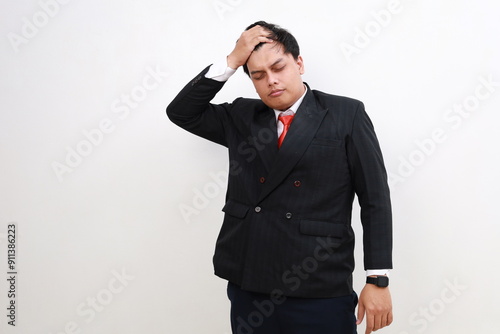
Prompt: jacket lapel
<box><xmin>251</xmin><ymin>106</ymin><xmax>278</xmax><ymax>173</ymax></box>
<box><xmin>257</xmin><ymin>88</ymin><xmax>328</xmax><ymax>203</ymax></box>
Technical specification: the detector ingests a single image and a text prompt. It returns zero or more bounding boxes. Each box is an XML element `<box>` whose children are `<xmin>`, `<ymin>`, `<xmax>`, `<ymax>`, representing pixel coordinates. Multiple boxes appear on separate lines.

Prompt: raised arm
<box><xmin>166</xmin><ymin>25</ymin><xmax>274</xmax><ymax>146</ymax></box>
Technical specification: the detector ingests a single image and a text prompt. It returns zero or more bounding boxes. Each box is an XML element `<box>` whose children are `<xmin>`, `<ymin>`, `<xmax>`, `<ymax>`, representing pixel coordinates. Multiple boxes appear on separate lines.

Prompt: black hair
<box><xmin>242</xmin><ymin>21</ymin><xmax>300</xmax><ymax>76</ymax></box>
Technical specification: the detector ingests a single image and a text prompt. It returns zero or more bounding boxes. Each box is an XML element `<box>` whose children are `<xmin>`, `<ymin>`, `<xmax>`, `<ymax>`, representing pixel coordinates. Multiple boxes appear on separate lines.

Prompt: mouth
<box><xmin>269</xmin><ymin>89</ymin><xmax>285</xmax><ymax>97</ymax></box>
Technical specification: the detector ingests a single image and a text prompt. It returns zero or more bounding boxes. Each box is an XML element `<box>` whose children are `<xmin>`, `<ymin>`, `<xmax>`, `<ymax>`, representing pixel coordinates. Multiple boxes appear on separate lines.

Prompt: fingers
<box><xmin>380</xmin><ymin>310</ymin><xmax>393</xmax><ymax>329</ymax></box>
<box><xmin>363</xmin><ymin>311</ymin><xmax>393</xmax><ymax>333</ymax></box>
<box><xmin>372</xmin><ymin>313</ymin><xmax>382</xmax><ymax>332</ymax></box>
<box><xmin>364</xmin><ymin>314</ymin><xmax>374</xmax><ymax>334</ymax></box>
<box><xmin>242</xmin><ymin>26</ymin><xmax>274</xmax><ymax>47</ymax></box>
<box><xmin>356</xmin><ymin>302</ymin><xmax>365</xmax><ymax>325</ymax></box>
<box><xmin>365</xmin><ymin>310</ymin><xmax>393</xmax><ymax>332</ymax></box>
<box><xmin>246</xmin><ymin>25</ymin><xmax>274</xmax><ymax>39</ymax></box>
<box><xmin>227</xmin><ymin>25</ymin><xmax>274</xmax><ymax>69</ymax></box>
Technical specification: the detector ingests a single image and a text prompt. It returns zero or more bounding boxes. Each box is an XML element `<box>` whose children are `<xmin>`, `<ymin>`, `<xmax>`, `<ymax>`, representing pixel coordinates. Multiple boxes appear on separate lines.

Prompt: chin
<box><xmin>263</xmin><ymin>99</ymin><xmax>287</xmax><ymax>111</ymax></box>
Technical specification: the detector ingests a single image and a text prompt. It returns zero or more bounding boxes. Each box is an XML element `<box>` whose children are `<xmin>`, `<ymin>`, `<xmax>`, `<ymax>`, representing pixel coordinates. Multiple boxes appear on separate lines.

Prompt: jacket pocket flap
<box><xmin>222</xmin><ymin>200</ymin><xmax>250</xmax><ymax>219</ymax></box>
<box><xmin>300</xmin><ymin>220</ymin><xmax>346</xmax><ymax>238</ymax></box>
<box><xmin>311</xmin><ymin>138</ymin><xmax>343</xmax><ymax>148</ymax></box>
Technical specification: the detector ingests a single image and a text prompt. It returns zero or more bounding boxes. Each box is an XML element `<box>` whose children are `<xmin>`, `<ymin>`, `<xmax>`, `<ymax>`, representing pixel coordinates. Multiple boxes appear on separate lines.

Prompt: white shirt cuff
<box><xmin>205</xmin><ymin>57</ymin><xmax>237</xmax><ymax>82</ymax></box>
<box><xmin>366</xmin><ymin>269</ymin><xmax>391</xmax><ymax>277</ymax></box>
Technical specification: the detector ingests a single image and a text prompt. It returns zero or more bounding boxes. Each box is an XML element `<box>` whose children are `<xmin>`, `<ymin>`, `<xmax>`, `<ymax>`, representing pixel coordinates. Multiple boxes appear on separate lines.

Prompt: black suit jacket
<box><xmin>167</xmin><ymin>66</ymin><xmax>392</xmax><ymax>298</ymax></box>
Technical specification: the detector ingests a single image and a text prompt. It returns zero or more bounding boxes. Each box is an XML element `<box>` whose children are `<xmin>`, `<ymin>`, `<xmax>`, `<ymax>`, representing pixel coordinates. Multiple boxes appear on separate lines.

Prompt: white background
<box><xmin>1</xmin><ymin>0</ymin><xmax>499</xmax><ymax>333</ymax></box>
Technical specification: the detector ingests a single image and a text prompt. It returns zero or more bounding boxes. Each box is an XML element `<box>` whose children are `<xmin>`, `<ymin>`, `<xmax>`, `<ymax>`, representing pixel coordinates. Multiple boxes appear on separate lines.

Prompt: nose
<box><xmin>267</xmin><ymin>73</ymin><xmax>278</xmax><ymax>86</ymax></box>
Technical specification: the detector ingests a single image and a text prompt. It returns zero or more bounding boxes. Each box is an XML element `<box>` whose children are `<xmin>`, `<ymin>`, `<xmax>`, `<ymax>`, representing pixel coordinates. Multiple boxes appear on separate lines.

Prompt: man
<box><xmin>167</xmin><ymin>21</ymin><xmax>393</xmax><ymax>334</ymax></box>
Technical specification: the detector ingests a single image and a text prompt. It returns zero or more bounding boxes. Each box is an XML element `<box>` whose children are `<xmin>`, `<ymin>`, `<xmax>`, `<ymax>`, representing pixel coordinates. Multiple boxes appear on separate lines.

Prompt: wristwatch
<box><xmin>366</xmin><ymin>275</ymin><xmax>389</xmax><ymax>287</ymax></box>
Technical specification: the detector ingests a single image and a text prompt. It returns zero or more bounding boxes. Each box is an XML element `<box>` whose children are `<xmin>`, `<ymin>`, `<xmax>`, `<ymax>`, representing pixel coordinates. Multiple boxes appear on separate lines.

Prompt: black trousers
<box><xmin>227</xmin><ymin>282</ymin><xmax>358</xmax><ymax>334</ymax></box>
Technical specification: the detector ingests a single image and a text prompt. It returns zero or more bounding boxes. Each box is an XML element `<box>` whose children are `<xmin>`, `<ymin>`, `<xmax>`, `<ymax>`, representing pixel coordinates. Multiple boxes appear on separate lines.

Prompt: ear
<box><xmin>296</xmin><ymin>55</ymin><xmax>305</xmax><ymax>75</ymax></box>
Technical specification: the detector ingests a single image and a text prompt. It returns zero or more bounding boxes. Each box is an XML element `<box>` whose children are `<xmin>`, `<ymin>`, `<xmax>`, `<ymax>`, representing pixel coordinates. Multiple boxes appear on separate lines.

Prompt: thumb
<box><xmin>356</xmin><ymin>302</ymin><xmax>365</xmax><ymax>325</ymax></box>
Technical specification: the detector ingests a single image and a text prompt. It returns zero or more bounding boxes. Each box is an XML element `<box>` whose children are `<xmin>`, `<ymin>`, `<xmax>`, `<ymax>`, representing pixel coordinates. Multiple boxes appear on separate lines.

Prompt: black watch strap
<box><xmin>366</xmin><ymin>275</ymin><xmax>389</xmax><ymax>287</ymax></box>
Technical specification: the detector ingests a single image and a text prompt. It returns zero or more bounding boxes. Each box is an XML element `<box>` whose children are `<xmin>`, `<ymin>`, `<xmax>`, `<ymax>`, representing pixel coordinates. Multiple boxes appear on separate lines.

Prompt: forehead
<box><xmin>246</xmin><ymin>42</ymin><xmax>293</xmax><ymax>70</ymax></box>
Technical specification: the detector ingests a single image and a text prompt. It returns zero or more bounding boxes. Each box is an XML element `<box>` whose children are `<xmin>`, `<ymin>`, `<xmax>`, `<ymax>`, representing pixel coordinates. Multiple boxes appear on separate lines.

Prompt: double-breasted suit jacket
<box><xmin>167</xmin><ymin>66</ymin><xmax>392</xmax><ymax>298</ymax></box>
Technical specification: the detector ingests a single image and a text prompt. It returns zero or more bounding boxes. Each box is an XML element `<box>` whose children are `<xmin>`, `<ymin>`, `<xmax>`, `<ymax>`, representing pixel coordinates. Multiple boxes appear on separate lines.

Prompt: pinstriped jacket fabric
<box><xmin>167</xmin><ymin>66</ymin><xmax>392</xmax><ymax>298</ymax></box>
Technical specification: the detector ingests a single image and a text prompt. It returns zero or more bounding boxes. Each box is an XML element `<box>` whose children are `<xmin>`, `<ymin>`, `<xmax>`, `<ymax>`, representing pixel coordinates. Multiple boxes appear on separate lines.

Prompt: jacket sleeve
<box><xmin>346</xmin><ymin>102</ymin><xmax>393</xmax><ymax>270</ymax></box>
<box><xmin>166</xmin><ymin>66</ymin><xmax>231</xmax><ymax>147</ymax></box>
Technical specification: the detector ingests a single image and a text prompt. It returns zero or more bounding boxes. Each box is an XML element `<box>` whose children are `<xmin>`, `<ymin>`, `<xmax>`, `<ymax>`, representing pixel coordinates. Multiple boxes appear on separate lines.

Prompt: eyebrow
<box><xmin>250</xmin><ymin>58</ymin><xmax>284</xmax><ymax>75</ymax></box>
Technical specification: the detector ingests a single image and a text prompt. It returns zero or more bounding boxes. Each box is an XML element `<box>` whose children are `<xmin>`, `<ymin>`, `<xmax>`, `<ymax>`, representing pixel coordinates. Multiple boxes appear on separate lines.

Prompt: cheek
<box><xmin>254</xmin><ymin>82</ymin><xmax>267</xmax><ymax>96</ymax></box>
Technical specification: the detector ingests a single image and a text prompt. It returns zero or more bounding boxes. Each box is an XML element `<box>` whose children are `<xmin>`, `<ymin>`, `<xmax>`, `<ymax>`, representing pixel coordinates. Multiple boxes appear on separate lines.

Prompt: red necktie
<box><xmin>278</xmin><ymin>113</ymin><xmax>294</xmax><ymax>148</ymax></box>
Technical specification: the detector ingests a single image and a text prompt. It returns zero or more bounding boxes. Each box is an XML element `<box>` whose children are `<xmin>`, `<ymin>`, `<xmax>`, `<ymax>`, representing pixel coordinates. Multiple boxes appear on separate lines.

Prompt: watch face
<box><xmin>377</xmin><ymin>276</ymin><xmax>389</xmax><ymax>287</ymax></box>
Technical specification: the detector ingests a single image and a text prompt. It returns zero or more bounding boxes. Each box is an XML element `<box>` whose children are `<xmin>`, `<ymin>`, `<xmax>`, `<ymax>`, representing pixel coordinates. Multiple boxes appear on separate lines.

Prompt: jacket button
<box><xmin>255</xmin><ymin>206</ymin><xmax>262</xmax><ymax>213</ymax></box>
<box><xmin>259</xmin><ymin>177</ymin><xmax>266</xmax><ymax>183</ymax></box>
<box><xmin>285</xmin><ymin>212</ymin><xmax>292</xmax><ymax>219</ymax></box>
<box><xmin>294</xmin><ymin>180</ymin><xmax>301</xmax><ymax>187</ymax></box>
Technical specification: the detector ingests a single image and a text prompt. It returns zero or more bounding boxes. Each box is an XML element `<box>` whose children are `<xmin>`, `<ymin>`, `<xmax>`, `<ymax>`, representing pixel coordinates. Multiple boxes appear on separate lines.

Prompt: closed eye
<box><xmin>253</xmin><ymin>73</ymin><xmax>265</xmax><ymax>80</ymax></box>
